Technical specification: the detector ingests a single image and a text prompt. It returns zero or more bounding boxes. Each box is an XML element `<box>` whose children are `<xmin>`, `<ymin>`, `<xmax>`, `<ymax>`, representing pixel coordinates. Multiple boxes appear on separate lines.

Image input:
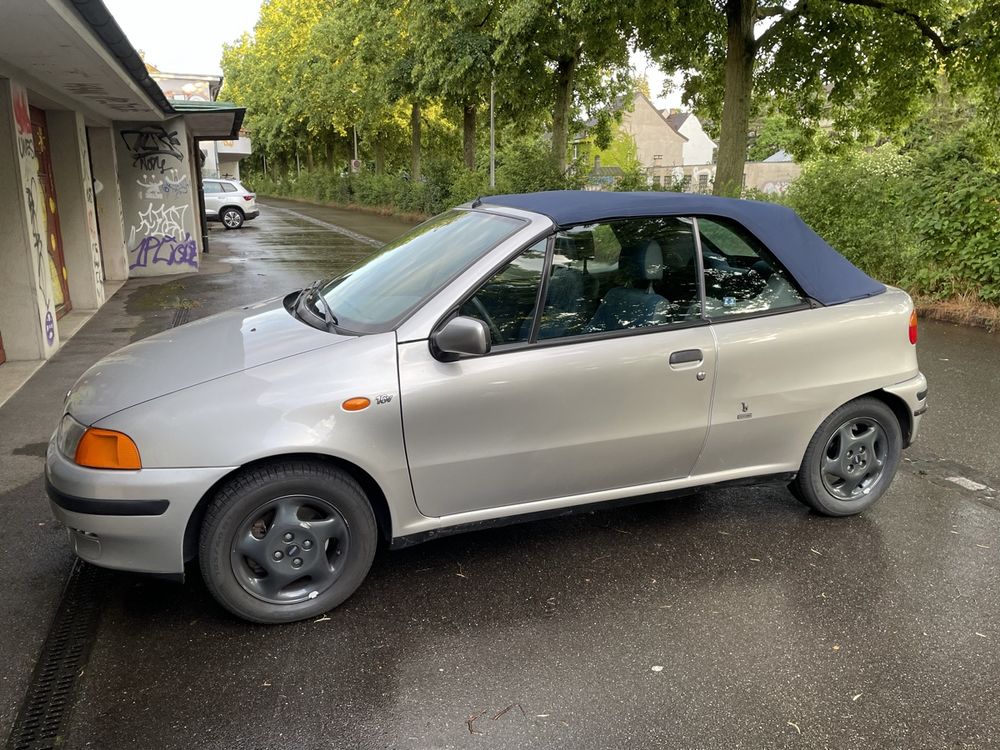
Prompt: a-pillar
<box><xmin>0</xmin><ymin>77</ymin><xmax>58</xmax><ymax>360</ymax></box>
<box><xmin>47</xmin><ymin>110</ymin><xmax>105</xmax><ymax>310</ymax></box>
<box><xmin>86</xmin><ymin>126</ymin><xmax>128</xmax><ymax>281</ymax></box>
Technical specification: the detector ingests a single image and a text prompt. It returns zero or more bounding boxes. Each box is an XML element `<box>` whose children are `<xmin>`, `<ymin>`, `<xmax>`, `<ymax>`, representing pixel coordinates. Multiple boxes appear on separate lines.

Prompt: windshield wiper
<box><xmin>292</xmin><ymin>279</ymin><xmax>339</xmax><ymax>332</ymax></box>
<box><xmin>308</xmin><ymin>285</ymin><xmax>339</xmax><ymax>329</ymax></box>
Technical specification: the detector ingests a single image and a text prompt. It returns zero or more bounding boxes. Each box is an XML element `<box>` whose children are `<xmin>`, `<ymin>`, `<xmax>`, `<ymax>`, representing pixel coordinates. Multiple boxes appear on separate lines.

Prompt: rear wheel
<box><xmin>793</xmin><ymin>397</ymin><xmax>901</xmax><ymax>516</ymax></box>
<box><xmin>199</xmin><ymin>461</ymin><xmax>377</xmax><ymax>623</ymax></box>
<box><xmin>221</xmin><ymin>207</ymin><xmax>244</xmax><ymax>229</ymax></box>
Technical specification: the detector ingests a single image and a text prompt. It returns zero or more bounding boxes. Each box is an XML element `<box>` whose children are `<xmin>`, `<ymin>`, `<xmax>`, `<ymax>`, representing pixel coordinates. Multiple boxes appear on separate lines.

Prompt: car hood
<box><xmin>67</xmin><ymin>296</ymin><xmax>352</xmax><ymax>425</ymax></box>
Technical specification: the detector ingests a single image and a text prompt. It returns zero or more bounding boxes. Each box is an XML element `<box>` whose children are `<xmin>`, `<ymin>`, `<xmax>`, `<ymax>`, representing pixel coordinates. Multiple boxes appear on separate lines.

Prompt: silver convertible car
<box><xmin>46</xmin><ymin>191</ymin><xmax>927</xmax><ymax>623</ymax></box>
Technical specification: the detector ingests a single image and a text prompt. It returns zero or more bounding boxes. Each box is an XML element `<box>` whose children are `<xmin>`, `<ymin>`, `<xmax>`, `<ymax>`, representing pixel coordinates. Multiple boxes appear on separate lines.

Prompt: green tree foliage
<box><xmin>639</xmin><ymin>0</ymin><xmax>996</xmax><ymax>196</ymax></box>
<box><xmin>785</xmin><ymin>115</ymin><xmax>1000</xmax><ymax>301</ymax></box>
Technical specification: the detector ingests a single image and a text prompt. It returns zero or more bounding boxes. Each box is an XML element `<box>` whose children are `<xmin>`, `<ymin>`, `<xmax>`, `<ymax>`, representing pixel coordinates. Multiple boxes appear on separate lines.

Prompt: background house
<box><xmin>574</xmin><ymin>90</ymin><xmax>801</xmax><ymax>194</ymax></box>
<box><xmin>150</xmin><ymin>68</ymin><xmax>253</xmax><ymax>180</ymax></box>
<box><xmin>664</xmin><ymin>111</ymin><xmax>717</xmax><ymax>166</ymax></box>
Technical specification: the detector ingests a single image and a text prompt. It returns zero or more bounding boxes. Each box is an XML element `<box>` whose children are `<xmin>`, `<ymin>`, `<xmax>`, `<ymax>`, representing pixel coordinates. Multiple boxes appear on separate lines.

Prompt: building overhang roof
<box><xmin>0</xmin><ymin>0</ymin><xmax>245</xmax><ymax>133</ymax></box>
<box><xmin>170</xmin><ymin>100</ymin><xmax>246</xmax><ymax>139</ymax></box>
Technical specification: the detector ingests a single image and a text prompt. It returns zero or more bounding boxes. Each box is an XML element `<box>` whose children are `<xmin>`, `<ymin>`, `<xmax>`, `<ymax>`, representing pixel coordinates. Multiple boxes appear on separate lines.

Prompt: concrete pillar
<box><xmin>0</xmin><ymin>78</ymin><xmax>58</xmax><ymax>360</ymax></box>
<box><xmin>48</xmin><ymin>110</ymin><xmax>104</xmax><ymax>310</ymax></box>
<box><xmin>116</xmin><ymin>116</ymin><xmax>200</xmax><ymax>276</ymax></box>
<box><xmin>86</xmin><ymin>126</ymin><xmax>128</xmax><ymax>281</ymax></box>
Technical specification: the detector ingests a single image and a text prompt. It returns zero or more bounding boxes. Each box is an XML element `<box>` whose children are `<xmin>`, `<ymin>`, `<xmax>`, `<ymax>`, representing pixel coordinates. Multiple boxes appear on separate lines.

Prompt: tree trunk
<box><xmin>462</xmin><ymin>102</ymin><xmax>477</xmax><ymax>170</ymax></box>
<box><xmin>714</xmin><ymin>0</ymin><xmax>756</xmax><ymax>197</ymax></box>
<box><xmin>306</xmin><ymin>143</ymin><xmax>314</xmax><ymax>171</ymax></box>
<box><xmin>551</xmin><ymin>55</ymin><xmax>577</xmax><ymax>175</ymax></box>
<box><xmin>374</xmin><ymin>136</ymin><xmax>385</xmax><ymax>175</ymax></box>
<box><xmin>326</xmin><ymin>138</ymin><xmax>334</xmax><ymax>169</ymax></box>
<box><xmin>410</xmin><ymin>101</ymin><xmax>422</xmax><ymax>181</ymax></box>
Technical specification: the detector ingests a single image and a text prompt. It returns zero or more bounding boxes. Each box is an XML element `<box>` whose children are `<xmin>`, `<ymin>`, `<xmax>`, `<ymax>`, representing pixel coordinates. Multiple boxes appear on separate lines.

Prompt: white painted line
<box><xmin>945</xmin><ymin>476</ymin><xmax>989</xmax><ymax>492</ymax></box>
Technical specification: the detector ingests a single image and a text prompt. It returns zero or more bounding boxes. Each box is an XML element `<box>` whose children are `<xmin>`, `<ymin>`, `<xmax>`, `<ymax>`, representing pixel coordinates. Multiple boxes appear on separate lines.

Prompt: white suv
<box><xmin>203</xmin><ymin>178</ymin><xmax>259</xmax><ymax>229</ymax></box>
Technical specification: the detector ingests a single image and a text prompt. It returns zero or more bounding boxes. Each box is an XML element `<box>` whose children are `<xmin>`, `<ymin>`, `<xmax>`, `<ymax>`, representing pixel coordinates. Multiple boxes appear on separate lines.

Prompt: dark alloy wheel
<box><xmin>792</xmin><ymin>397</ymin><xmax>902</xmax><ymax>516</ymax></box>
<box><xmin>200</xmin><ymin>461</ymin><xmax>377</xmax><ymax>623</ymax></box>
<box><xmin>221</xmin><ymin>207</ymin><xmax>244</xmax><ymax>229</ymax></box>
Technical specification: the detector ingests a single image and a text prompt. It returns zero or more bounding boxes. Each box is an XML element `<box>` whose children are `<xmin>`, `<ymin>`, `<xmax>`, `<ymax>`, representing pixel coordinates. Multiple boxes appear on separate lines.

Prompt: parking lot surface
<box><xmin>1</xmin><ymin>201</ymin><xmax>997</xmax><ymax>749</ymax></box>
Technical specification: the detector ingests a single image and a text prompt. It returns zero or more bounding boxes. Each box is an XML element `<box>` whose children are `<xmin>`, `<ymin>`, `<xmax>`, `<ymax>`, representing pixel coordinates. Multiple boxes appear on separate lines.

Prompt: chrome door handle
<box><xmin>669</xmin><ymin>349</ymin><xmax>703</xmax><ymax>365</ymax></box>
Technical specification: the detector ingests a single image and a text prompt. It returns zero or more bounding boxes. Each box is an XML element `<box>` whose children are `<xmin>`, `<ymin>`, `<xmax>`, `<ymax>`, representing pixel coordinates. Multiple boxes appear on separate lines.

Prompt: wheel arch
<box><xmin>867</xmin><ymin>388</ymin><xmax>913</xmax><ymax>447</ymax></box>
<box><xmin>220</xmin><ymin>204</ymin><xmax>245</xmax><ymax>217</ymax></box>
<box><xmin>183</xmin><ymin>452</ymin><xmax>394</xmax><ymax>563</ymax></box>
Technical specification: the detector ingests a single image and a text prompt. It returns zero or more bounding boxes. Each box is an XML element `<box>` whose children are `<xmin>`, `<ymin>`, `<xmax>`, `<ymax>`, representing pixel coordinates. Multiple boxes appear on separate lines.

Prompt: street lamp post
<box><xmin>489</xmin><ymin>77</ymin><xmax>495</xmax><ymax>189</ymax></box>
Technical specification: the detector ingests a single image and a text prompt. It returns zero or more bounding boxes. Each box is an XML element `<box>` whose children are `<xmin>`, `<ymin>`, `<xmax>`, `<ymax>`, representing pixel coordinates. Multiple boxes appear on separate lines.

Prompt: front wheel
<box><xmin>199</xmin><ymin>461</ymin><xmax>377</xmax><ymax>623</ymax></box>
<box><xmin>792</xmin><ymin>397</ymin><xmax>902</xmax><ymax>516</ymax></box>
<box><xmin>221</xmin><ymin>207</ymin><xmax>244</xmax><ymax>229</ymax></box>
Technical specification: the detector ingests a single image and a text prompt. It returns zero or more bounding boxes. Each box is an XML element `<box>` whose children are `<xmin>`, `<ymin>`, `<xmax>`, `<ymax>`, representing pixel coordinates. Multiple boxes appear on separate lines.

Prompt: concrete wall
<box><xmin>86</xmin><ymin>126</ymin><xmax>128</xmax><ymax>281</ymax></box>
<box><xmin>744</xmin><ymin>161</ymin><xmax>801</xmax><ymax>194</ymax></box>
<box><xmin>621</xmin><ymin>94</ymin><xmax>685</xmax><ymax>170</ymax></box>
<box><xmin>115</xmin><ymin>116</ymin><xmax>200</xmax><ymax>276</ymax></box>
<box><xmin>0</xmin><ymin>78</ymin><xmax>58</xmax><ymax>359</ymax></box>
<box><xmin>650</xmin><ymin>161</ymin><xmax>802</xmax><ymax>195</ymax></box>
<box><xmin>47</xmin><ymin>110</ymin><xmax>104</xmax><ymax>310</ymax></box>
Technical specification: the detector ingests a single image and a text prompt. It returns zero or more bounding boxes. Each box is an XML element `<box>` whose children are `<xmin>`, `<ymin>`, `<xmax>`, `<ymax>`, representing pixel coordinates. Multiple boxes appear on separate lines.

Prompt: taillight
<box><xmin>908</xmin><ymin>309</ymin><xmax>918</xmax><ymax>344</ymax></box>
<box><xmin>243</xmin><ymin>194</ymin><xmax>254</xmax><ymax>201</ymax></box>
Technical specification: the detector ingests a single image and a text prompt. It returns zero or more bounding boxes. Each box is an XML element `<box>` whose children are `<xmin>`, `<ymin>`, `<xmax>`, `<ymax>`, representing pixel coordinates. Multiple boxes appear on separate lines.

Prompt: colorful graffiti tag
<box><xmin>11</xmin><ymin>81</ymin><xmax>57</xmax><ymax>350</ymax></box>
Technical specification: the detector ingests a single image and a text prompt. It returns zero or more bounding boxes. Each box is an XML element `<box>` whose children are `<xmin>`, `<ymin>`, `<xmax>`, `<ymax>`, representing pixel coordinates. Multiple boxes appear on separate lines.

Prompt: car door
<box><xmin>202</xmin><ymin>180</ymin><xmax>222</xmax><ymax>216</ymax></box>
<box><xmin>398</xmin><ymin>217</ymin><xmax>717</xmax><ymax>518</ymax></box>
<box><xmin>686</xmin><ymin>215</ymin><xmax>820</xmax><ymax>476</ymax></box>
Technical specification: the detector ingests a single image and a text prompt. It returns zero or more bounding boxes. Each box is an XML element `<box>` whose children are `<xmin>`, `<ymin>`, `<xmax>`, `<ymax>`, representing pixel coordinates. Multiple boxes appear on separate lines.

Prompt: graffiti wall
<box><xmin>77</xmin><ymin>117</ymin><xmax>105</xmax><ymax>306</ymax></box>
<box><xmin>10</xmin><ymin>81</ymin><xmax>58</xmax><ymax>354</ymax></box>
<box><xmin>115</xmin><ymin>117</ymin><xmax>200</xmax><ymax>276</ymax></box>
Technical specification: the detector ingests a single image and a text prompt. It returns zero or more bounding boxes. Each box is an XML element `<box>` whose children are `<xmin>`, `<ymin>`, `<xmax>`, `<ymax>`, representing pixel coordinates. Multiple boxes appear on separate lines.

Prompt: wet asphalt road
<box><xmin>2</xmin><ymin>202</ymin><xmax>999</xmax><ymax>749</ymax></box>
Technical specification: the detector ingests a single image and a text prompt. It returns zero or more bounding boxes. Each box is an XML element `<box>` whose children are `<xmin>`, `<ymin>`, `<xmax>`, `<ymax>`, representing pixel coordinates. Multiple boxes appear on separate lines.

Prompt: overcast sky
<box><xmin>103</xmin><ymin>0</ymin><xmax>682</xmax><ymax>108</ymax></box>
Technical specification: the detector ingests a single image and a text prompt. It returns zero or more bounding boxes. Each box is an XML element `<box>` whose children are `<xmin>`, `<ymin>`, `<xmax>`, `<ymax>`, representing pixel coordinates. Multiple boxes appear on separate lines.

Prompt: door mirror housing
<box><xmin>432</xmin><ymin>316</ymin><xmax>492</xmax><ymax>360</ymax></box>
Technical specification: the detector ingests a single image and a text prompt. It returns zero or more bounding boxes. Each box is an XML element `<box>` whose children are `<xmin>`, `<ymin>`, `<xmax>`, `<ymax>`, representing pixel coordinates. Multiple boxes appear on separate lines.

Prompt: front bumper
<box><xmin>883</xmin><ymin>371</ymin><xmax>928</xmax><ymax>446</ymax></box>
<box><xmin>45</xmin><ymin>434</ymin><xmax>235</xmax><ymax>575</ymax></box>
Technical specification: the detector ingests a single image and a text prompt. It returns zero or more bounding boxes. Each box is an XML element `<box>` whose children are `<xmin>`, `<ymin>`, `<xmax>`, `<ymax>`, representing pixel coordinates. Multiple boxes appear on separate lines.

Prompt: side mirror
<box><xmin>432</xmin><ymin>316</ymin><xmax>491</xmax><ymax>360</ymax></box>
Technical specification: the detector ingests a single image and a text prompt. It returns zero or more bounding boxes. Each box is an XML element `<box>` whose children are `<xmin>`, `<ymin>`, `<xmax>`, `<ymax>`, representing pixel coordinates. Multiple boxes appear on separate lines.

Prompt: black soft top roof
<box><xmin>481</xmin><ymin>191</ymin><xmax>885</xmax><ymax>306</ymax></box>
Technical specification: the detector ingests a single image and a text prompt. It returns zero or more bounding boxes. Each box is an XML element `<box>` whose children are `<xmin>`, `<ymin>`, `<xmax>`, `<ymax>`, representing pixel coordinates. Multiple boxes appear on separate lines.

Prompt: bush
<box><xmin>904</xmin><ymin>126</ymin><xmax>1000</xmax><ymax>300</ymax></box>
<box><xmin>785</xmin><ymin>145</ymin><xmax>917</xmax><ymax>287</ymax></box>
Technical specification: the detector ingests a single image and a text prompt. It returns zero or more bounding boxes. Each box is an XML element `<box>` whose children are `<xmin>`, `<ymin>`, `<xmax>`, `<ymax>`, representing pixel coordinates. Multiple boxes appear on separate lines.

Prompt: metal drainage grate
<box><xmin>6</xmin><ymin>561</ymin><xmax>106</xmax><ymax>750</ymax></box>
<box><xmin>170</xmin><ymin>307</ymin><xmax>191</xmax><ymax>328</ymax></box>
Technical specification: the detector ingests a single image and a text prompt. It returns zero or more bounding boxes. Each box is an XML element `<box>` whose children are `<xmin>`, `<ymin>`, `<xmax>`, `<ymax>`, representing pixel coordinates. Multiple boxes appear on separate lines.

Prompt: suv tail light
<box><xmin>908</xmin><ymin>309</ymin><xmax>918</xmax><ymax>344</ymax></box>
<box><xmin>243</xmin><ymin>194</ymin><xmax>254</xmax><ymax>201</ymax></box>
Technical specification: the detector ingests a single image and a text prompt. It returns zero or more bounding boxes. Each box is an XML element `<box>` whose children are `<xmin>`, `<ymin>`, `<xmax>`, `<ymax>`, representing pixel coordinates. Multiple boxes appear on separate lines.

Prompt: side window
<box><xmin>538</xmin><ymin>217</ymin><xmax>701</xmax><ymax>339</ymax></box>
<box><xmin>203</xmin><ymin>181</ymin><xmax>221</xmax><ymax>194</ymax></box>
<box><xmin>459</xmin><ymin>240</ymin><xmax>547</xmax><ymax>346</ymax></box>
<box><xmin>222</xmin><ymin>182</ymin><xmax>238</xmax><ymax>193</ymax></box>
<box><xmin>696</xmin><ymin>217</ymin><xmax>804</xmax><ymax>318</ymax></box>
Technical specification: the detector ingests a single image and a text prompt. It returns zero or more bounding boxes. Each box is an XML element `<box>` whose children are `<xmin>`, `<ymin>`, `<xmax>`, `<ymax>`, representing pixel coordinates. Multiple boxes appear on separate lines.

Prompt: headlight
<box><xmin>57</xmin><ymin>414</ymin><xmax>87</xmax><ymax>460</ymax></box>
<box><xmin>57</xmin><ymin>415</ymin><xmax>141</xmax><ymax>470</ymax></box>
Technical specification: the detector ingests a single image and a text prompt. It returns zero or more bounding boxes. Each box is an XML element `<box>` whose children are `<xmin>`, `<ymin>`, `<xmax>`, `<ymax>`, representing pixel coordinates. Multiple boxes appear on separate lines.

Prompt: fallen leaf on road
<box><xmin>975</xmin><ymin>632</ymin><xmax>988</xmax><ymax>638</ymax></box>
<box><xmin>787</xmin><ymin>721</ymin><xmax>802</xmax><ymax>735</ymax></box>
<box><xmin>810</xmin><ymin>548</ymin><xmax>823</xmax><ymax>556</ymax></box>
<box><xmin>852</xmin><ymin>693</ymin><xmax>863</xmax><ymax>702</ymax></box>
<box><xmin>651</xmin><ymin>665</ymin><xmax>664</xmax><ymax>672</ymax></box>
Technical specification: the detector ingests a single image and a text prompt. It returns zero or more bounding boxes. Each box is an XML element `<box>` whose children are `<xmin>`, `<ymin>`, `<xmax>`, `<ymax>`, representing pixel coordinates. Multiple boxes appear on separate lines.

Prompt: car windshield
<box><xmin>317</xmin><ymin>210</ymin><xmax>525</xmax><ymax>333</ymax></box>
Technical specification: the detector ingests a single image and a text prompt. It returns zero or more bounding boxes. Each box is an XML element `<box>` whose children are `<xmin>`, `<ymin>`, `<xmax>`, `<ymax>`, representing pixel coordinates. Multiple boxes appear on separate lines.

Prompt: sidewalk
<box><xmin>0</xmin><ymin>201</ymin><xmax>403</xmax><ymax>734</ymax></box>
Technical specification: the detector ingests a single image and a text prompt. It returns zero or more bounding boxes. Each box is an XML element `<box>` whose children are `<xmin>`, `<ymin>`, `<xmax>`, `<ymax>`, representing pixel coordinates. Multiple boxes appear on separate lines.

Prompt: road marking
<box><xmin>945</xmin><ymin>476</ymin><xmax>989</xmax><ymax>492</ymax></box>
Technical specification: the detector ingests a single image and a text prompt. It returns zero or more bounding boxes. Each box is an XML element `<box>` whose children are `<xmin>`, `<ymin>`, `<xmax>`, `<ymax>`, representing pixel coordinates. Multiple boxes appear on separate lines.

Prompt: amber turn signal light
<box><xmin>342</xmin><ymin>397</ymin><xmax>371</xmax><ymax>412</ymax></box>
<box><xmin>908</xmin><ymin>309</ymin><xmax>918</xmax><ymax>345</ymax></box>
<box><xmin>75</xmin><ymin>428</ymin><xmax>142</xmax><ymax>470</ymax></box>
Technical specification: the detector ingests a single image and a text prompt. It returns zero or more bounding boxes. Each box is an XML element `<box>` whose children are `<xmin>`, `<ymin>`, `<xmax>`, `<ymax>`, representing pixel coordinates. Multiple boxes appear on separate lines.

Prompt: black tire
<box><xmin>221</xmin><ymin>207</ymin><xmax>244</xmax><ymax>229</ymax></box>
<box><xmin>199</xmin><ymin>461</ymin><xmax>377</xmax><ymax>624</ymax></box>
<box><xmin>793</xmin><ymin>397</ymin><xmax>902</xmax><ymax>516</ymax></box>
